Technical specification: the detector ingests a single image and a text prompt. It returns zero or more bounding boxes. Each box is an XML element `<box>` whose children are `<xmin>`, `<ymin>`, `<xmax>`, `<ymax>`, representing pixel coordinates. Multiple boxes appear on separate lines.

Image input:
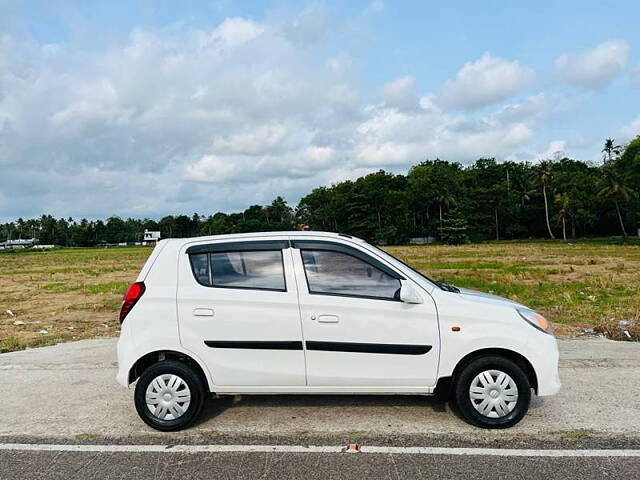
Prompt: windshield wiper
<box><xmin>435</xmin><ymin>280</ymin><xmax>460</xmax><ymax>293</ymax></box>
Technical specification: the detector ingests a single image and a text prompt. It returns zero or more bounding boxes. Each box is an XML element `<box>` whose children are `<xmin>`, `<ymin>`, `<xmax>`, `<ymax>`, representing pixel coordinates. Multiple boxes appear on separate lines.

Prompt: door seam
<box><xmin>288</xmin><ymin>245</ymin><xmax>309</xmax><ymax>386</ymax></box>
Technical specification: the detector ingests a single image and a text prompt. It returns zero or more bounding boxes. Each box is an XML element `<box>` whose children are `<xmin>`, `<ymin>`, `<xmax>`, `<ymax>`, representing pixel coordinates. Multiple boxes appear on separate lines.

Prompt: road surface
<box><xmin>2</xmin><ymin>336</ymin><xmax>639</xmax><ymax>478</ymax></box>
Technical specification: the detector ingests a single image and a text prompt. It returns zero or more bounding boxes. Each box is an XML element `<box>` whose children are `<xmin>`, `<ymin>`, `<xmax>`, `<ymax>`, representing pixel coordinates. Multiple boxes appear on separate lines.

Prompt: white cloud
<box><xmin>620</xmin><ymin>115</ymin><xmax>640</xmax><ymax>143</ymax></box>
<box><xmin>381</xmin><ymin>75</ymin><xmax>418</xmax><ymax>110</ymax></box>
<box><xmin>185</xmin><ymin>145</ymin><xmax>336</xmax><ymax>185</ymax></box>
<box><xmin>350</xmin><ymin>98</ymin><xmax>538</xmax><ymax>168</ymax></box>
<box><xmin>438</xmin><ymin>53</ymin><xmax>535</xmax><ymax>110</ymax></box>
<box><xmin>199</xmin><ymin>17</ymin><xmax>265</xmax><ymax>48</ymax></box>
<box><xmin>417</xmin><ymin>94</ymin><xmax>441</xmax><ymax>114</ymax></box>
<box><xmin>326</xmin><ymin>54</ymin><xmax>352</xmax><ymax>73</ymax></box>
<box><xmin>185</xmin><ymin>155</ymin><xmax>239</xmax><ymax>183</ymax></box>
<box><xmin>0</xmin><ymin>17</ymin><xmax>556</xmax><ymax>221</ymax></box>
<box><xmin>368</xmin><ymin>0</ymin><xmax>384</xmax><ymax>13</ymax></box>
<box><xmin>631</xmin><ymin>67</ymin><xmax>640</xmax><ymax>87</ymax></box>
<box><xmin>356</xmin><ymin>141</ymin><xmax>418</xmax><ymax>166</ymax></box>
<box><xmin>535</xmin><ymin>140</ymin><xmax>567</xmax><ymax>161</ymax></box>
<box><xmin>284</xmin><ymin>7</ymin><xmax>329</xmax><ymax>45</ymax></box>
<box><xmin>488</xmin><ymin>93</ymin><xmax>550</xmax><ymax>124</ymax></box>
<box><xmin>305</xmin><ymin>145</ymin><xmax>335</xmax><ymax>166</ymax></box>
<box><xmin>555</xmin><ymin>40</ymin><xmax>629</xmax><ymax>88</ymax></box>
<box><xmin>211</xmin><ymin>124</ymin><xmax>290</xmax><ymax>156</ymax></box>
<box><xmin>326</xmin><ymin>83</ymin><xmax>360</xmax><ymax>110</ymax></box>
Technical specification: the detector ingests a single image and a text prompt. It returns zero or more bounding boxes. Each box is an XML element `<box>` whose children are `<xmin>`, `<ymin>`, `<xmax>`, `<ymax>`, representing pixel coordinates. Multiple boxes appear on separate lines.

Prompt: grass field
<box><xmin>0</xmin><ymin>247</ymin><xmax>146</xmax><ymax>353</ymax></box>
<box><xmin>1</xmin><ymin>238</ymin><xmax>639</xmax><ymax>352</ymax></box>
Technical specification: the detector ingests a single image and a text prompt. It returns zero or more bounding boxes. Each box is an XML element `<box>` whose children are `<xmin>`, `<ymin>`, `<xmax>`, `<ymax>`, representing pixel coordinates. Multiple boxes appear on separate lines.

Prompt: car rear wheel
<box><xmin>454</xmin><ymin>355</ymin><xmax>531</xmax><ymax>429</ymax></box>
<box><xmin>134</xmin><ymin>360</ymin><xmax>206</xmax><ymax>431</ymax></box>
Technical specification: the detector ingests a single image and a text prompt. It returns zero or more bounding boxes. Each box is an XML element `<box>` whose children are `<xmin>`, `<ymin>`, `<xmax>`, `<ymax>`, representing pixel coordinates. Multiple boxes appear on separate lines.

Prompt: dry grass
<box><xmin>0</xmin><ymin>246</ymin><xmax>150</xmax><ymax>352</ymax></box>
<box><xmin>593</xmin><ymin>315</ymin><xmax>639</xmax><ymax>341</ymax></box>
<box><xmin>1</xmin><ymin>238</ymin><xmax>639</xmax><ymax>352</ymax></box>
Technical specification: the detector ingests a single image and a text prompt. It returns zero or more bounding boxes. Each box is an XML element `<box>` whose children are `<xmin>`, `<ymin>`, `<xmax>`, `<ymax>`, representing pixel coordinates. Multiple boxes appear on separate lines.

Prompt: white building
<box><xmin>143</xmin><ymin>230</ymin><xmax>161</xmax><ymax>244</ymax></box>
<box><xmin>0</xmin><ymin>238</ymin><xmax>38</xmax><ymax>249</ymax></box>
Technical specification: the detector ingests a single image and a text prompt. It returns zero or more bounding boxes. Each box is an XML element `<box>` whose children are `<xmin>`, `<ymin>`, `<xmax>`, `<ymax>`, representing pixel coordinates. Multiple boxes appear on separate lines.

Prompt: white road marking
<box><xmin>1</xmin><ymin>443</ymin><xmax>639</xmax><ymax>457</ymax></box>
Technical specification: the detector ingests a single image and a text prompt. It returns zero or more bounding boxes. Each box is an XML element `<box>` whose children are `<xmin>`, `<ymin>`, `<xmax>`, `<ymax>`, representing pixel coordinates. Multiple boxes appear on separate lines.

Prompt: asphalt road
<box><xmin>1</xmin><ymin>449</ymin><xmax>639</xmax><ymax>480</ymax></box>
<box><xmin>2</xmin><ymin>336</ymin><xmax>640</xmax><ymax>478</ymax></box>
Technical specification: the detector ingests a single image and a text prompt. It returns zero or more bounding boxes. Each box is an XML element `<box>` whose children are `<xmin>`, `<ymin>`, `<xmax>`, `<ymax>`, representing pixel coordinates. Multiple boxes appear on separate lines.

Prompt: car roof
<box><xmin>162</xmin><ymin>231</ymin><xmax>366</xmax><ymax>246</ymax></box>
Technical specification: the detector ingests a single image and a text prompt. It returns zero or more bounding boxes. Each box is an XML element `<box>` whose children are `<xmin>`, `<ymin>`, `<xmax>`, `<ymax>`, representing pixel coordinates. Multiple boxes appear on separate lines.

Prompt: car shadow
<box><xmin>194</xmin><ymin>394</ymin><xmax>450</xmax><ymax>426</ymax></box>
<box><xmin>193</xmin><ymin>389</ymin><xmax>551</xmax><ymax>428</ymax></box>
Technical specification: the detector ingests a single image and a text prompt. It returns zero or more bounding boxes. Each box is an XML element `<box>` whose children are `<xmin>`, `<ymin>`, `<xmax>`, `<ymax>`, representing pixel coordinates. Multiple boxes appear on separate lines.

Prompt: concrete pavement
<box><xmin>3</xmin><ymin>337</ymin><xmax>640</xmax><ymax>442</ymax></box>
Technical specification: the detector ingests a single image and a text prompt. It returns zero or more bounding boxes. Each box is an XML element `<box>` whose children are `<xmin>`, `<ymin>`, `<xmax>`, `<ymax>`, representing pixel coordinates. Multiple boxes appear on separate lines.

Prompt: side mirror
<box><xmin>399</xmin><ymin>280</ymin><xmax>423</xmax><ymax>304</ymax></box>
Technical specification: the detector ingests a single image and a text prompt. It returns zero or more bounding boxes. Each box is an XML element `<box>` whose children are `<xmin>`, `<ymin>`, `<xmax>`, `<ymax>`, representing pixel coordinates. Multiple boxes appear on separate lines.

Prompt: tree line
<box><xmin>2</xmin><ymin>137</ymin><xmax>638</xmax><ymax>246</ymax></box>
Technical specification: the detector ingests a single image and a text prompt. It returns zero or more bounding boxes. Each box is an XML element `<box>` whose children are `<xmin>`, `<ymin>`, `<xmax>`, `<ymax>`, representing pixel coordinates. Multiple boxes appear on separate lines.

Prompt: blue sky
<box><xmin>1</xmin><ymin>1</ymin><xmax>639</xmax><ymax>220</ymax></box>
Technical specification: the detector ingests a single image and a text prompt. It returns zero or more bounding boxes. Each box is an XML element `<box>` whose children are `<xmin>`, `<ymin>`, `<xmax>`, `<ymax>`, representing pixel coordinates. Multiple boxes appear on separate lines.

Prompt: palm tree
<box><xmin>554</xmin><ymin>193</ymin><xmax>571</xmax><ymax>242</ymax></box>
<box><xmin>598</xmin><ymin>173</ymin><xmax>635</xmax><ymax>237</ymax></box>
<box><xmin>513</xmin><ymin>177</ymin><xmax>536</xmax><ymax>208</ymax></box>
<box><xmin>536</xmin><ymin>160</ymin><xmax>555</xmax><ymax>239</ymax></box>
<box><xmin>602</xmin><ymin>138</ymin><xmax>622</xmax><ymax>163</ymax></box>
<box><xmin>437</xmin><ymin>194</ymin><xmax>456</xmax><ymax>224</ymax></box>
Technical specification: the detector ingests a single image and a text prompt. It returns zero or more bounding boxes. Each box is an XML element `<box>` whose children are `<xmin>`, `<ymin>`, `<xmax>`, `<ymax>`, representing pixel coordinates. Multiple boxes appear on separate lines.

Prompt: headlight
<box><xmin>517</xmin><ymin>308</ymin><xmax>553</xmax><ymax>334</ymax></box>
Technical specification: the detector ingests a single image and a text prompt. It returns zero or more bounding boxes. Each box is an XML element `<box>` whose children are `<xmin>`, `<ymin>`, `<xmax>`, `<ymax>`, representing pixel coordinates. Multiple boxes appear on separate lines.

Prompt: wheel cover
<box><xmin>469</xmin><ymin>369</ymin><xmax>518</xmax><ymax>418</ymax></box>
<box><xmin>145</xmin><ymin>374</ymin><xmax>191</xmax><ymax>420</ymax></box>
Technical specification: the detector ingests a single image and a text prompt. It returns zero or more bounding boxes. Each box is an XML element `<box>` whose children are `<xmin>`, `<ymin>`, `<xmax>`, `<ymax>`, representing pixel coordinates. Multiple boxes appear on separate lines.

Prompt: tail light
<box><xmin>119</xmin><ymin>281</ymin><xmax>145</xmax><ymax>324</ymax></box>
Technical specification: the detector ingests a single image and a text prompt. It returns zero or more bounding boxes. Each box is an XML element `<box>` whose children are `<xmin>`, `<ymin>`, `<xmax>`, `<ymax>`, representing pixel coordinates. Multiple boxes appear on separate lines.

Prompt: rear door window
<box><xmin>189</xmin><ymin>249</ymin><xmax>286</xmax><ymax>291</ymax></box>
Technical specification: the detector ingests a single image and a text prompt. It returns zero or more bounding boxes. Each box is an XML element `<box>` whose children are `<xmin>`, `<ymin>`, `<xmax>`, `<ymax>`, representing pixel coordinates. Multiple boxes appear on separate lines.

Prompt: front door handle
<box><xmin>193</xmin><ymin>308</ymin><xmax>214</xmax><ymax>317</ymax></box>
<box><xmin>317</xmin><ymin>314</ymin><xmax>339</xmax><ymax>323</ymax></box>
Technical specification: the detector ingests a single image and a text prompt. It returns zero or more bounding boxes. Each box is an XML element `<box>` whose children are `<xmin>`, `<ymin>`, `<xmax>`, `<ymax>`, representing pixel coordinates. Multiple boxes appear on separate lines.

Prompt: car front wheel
<box><xmin>134</xmin><ymin>360</ymin><xmax>206</xmax><ymax>431</ymax></box>
<box><xmin>454</xmin><ymin>355</ymin><xmax>531</xmax><ymax>429</ymax></box>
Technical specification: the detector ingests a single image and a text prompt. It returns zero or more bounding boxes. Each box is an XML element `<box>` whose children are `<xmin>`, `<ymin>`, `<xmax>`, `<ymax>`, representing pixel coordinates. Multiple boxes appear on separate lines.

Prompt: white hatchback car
<box><xmin>117</xmin><ymin>231</ymin><xmax>560</xmax><ymax>431</ymax></box>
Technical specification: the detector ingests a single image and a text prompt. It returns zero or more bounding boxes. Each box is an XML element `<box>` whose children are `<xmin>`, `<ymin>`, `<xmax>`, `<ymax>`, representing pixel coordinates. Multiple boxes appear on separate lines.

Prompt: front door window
<box><xmin>300</xmin><ymin>249</ymin><xmax>401</xmax><ymax>300</ymax></box>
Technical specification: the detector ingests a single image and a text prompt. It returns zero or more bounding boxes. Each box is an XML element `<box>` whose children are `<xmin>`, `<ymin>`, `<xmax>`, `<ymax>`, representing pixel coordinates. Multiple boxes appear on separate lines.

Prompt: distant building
<box><xmin>143</xmin><ymin>230</ymin><xmax>161</xmax><ymax>244</ymax></box>
<box><xmin>409</xmin><ymin>236</ymin><xmax>436</xmax><ymax>245</ymax></box>
<box><xmin>0</xmin><ymin>238</ymin><xmax>39</xmax><ymax>249</ymax></box>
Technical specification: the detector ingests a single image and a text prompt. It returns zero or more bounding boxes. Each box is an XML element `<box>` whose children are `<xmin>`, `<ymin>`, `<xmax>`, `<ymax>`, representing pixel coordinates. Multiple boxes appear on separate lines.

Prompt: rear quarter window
<box><xmin>190</xmin><ymin>253</ymin><xmax>210</xmax><ymax>285</ymax></box>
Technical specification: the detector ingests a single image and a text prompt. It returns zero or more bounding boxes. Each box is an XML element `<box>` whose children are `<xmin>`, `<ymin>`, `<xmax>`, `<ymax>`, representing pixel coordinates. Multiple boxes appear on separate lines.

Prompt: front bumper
<box><xmin>532</xmin><ymin>334</ymin><xmax>561</xmax><ymax>396</ymax></box>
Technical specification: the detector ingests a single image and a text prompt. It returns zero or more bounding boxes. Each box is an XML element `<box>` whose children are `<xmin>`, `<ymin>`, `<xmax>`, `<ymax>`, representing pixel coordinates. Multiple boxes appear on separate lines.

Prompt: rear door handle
<box><xmin>317</xmin><ymin>314</ymin><xmax>339</xmax><ymax>323</ymax></box>
<box><xmin>193</xmin><ymin>308</ymin><xmax>214</xmax><ymax>317</ymax></box>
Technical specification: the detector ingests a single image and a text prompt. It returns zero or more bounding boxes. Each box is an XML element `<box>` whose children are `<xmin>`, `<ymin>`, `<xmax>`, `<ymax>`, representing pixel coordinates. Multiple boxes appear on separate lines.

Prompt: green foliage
<box><xmin>438</xmin><ymin>209</ymin><xmax>469</xmax><ymax>245</ymax></box>
<box><xmin>2</xmin><ymin>138</ymin><xmax>640</xmax><ymax>245</ymax></box>
<box><xmin>1</xmin><ymin>197</ymin><xmax>297</xmax><ymax>246</ymax></box>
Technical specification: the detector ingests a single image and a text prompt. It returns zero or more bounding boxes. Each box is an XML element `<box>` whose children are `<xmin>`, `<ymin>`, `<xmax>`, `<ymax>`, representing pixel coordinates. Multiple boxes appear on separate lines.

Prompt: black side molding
<box><xmin>204</xmin><ymin>340</ymin><xmax>432</xmax><ymax>355</ymax></box>
<box><xmin>306</xmin><ymin>341</ymin><xmax>431</xmax><ymax>355</ymax></box>
<box><xmin>204</xmin><ymin>340</ymin><xmax>302</xmax><ymax>350</ymax></box>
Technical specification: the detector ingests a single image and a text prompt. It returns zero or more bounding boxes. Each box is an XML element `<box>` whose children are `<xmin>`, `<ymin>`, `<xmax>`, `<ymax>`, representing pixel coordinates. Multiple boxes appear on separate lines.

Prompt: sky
<box><xmin>1</xmin><ymin>0</ymin><xmax>639</xmax><ymax>221</ymax></box>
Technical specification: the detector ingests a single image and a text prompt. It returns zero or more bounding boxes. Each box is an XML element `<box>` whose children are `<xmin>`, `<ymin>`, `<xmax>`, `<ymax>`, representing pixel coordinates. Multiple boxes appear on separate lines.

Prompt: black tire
<box><xmin>454</xmin><ymin>355</ymin><xmax>531</xmax><ymax>429</ymax></box>
<box><xmin>134</xmin><ymin>360</ymin><xmax>206</xmax><ymax>431</ymax></box>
